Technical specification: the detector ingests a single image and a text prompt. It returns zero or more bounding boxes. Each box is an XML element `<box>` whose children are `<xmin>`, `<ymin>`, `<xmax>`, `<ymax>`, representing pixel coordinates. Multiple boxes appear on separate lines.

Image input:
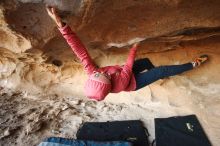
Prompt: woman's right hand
<box><xmin>133</xmin><ymin>42</ymin><xmax>140</xmax><ymax>48</ymax></box>
<box><xmin>46</xmin><ymin>6</ymin><xmax>64</xmax><ymax>28</ymax></box>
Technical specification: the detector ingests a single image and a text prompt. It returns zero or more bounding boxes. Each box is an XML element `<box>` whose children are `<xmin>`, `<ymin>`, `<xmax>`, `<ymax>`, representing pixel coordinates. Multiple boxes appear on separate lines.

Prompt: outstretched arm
<box><xmin>123</xmin><ymin>43</ymin><xmax>138</xmax><ymax>73</ymax></box>
<box><xmin>58</xmin><ymin>25</ymin><xmax>96</xmax><ymax>75</ymax></box>
<box><xmin>46</xmin><ymin>7</ymin><xmax>96</xmax><ymax>75</ymax></box>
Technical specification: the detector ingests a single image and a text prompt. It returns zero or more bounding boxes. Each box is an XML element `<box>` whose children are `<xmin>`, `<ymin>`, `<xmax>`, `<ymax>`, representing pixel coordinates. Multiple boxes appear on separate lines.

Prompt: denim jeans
<box><xmin>133</xmin><ymin>58</ymin><xmax>193</xmax><ymax>90</ymax></box>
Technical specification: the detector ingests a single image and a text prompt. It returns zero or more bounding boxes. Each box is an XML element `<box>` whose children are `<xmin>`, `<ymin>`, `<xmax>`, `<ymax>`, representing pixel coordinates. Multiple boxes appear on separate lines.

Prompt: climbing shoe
<box><xmin>192</xmin><ymin>55</ymin><xmax>208</xmax><ymax>67</ymax></box>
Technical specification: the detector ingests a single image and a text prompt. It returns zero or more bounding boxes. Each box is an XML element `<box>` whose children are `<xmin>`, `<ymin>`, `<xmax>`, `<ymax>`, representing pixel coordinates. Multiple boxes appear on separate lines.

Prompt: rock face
<box><xmin>0</xmin><ymin>0</ymin><xmax>220</xmax><ymax>146</ymax></box>
<box><xmin>1</xmin><ymin>0</ymin><xmax>220</xmax><ymax>52</ymax></box>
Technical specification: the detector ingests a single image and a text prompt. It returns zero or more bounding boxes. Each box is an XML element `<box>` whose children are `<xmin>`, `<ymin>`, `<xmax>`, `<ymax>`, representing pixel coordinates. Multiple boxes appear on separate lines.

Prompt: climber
<box><xmin>46</xmin><ymin>7</ymin><xmax>208</xmax><ymax>101</ymax></box>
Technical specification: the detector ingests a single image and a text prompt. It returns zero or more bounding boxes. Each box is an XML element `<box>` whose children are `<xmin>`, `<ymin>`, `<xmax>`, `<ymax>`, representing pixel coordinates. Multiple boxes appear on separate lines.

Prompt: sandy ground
<box><xmin>0</xmin><ymin>35</ymin><xmax>220</xmax><ymax>146</ymax></box>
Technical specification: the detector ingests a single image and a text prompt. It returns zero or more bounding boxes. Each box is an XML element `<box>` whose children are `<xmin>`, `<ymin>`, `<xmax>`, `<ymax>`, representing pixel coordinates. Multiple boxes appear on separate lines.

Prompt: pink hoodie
<box><xmin>59</xmin><ymin>25</ymin><xmax>137</xmax><ymax>96</ymax></box>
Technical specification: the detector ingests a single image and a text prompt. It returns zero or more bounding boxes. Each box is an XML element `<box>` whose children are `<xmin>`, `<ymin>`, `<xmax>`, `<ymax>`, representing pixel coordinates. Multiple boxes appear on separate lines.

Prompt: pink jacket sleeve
<box><xmin>123</xmin><ymin>46</ymin><xmax>137</xmax><ymax>73</ymax></box>
<box><xmin>58</xmin><ymin>25</ymin><xmax>96</xmax><ymax>75</ymax></box>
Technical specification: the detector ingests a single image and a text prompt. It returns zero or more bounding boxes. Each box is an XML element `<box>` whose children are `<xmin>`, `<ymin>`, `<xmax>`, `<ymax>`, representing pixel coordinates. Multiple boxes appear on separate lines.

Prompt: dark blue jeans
<box><xmin>133</xmin><ymin>58</ymin><xmax>193</xmax><ymax>90</ymax></box>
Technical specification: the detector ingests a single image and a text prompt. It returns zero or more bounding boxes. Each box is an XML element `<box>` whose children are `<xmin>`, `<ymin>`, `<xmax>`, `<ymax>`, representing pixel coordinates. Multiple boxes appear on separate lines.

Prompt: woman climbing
<box><xmin>46</xmin><ymin>7</ymin><xmax>208</xmax><ymax>101</ymax></box>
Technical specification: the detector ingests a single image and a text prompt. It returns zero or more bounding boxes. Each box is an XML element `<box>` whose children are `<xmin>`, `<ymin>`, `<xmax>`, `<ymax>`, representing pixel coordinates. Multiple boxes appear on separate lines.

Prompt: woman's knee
<box><xmin>143</xmin><ymin>58</ymin><xmax>151</xmax><ymax>62</ymax></box>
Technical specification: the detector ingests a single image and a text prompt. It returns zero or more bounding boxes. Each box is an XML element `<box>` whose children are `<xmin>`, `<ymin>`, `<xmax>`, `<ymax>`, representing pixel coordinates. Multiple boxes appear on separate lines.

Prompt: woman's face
<box><xmin>90</xmin><ymin>72</ymin><xmax>111</xmax><ymax>84</ymax></box>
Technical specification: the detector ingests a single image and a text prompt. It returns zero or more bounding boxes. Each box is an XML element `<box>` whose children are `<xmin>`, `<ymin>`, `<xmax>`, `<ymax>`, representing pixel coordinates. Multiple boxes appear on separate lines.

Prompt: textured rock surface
<box><xmin>0</xmin><ymin>0</ymin><xmax>220</xmax><ymax>146</ymax></box>
<box><xmin>1</xmin><ymin>0</ymin><xmax>220</xmax><ymax>52</ymax></box>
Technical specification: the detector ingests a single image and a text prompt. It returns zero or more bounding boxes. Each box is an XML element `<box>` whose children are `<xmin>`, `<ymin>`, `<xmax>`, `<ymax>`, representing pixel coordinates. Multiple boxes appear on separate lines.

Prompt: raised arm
<box><xmin>46</xmin><ymin>7</ymin><xmax>96</xmax><ymax>75</ymax></box>
<box><xmin>58</xmin><ymin>25</ymin><xmax>96</xmax><ymax>75</ymax></box>
<box><xmin>123</xmin><ymin>43</ymin><xmax>138</xmax><ymax>73</ymax></box>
